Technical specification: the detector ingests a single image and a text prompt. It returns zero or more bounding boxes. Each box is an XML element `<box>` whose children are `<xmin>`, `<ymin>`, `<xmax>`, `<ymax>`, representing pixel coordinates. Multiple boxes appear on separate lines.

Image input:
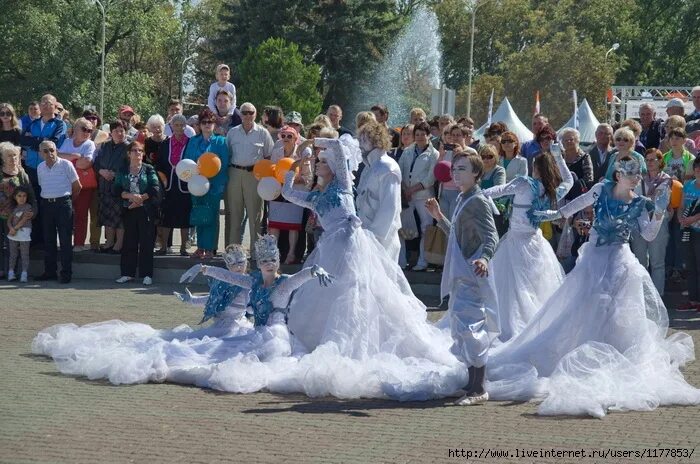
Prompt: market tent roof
<box><xmin>474</xmin><ymin>97</ymin><xmax>534</xmax><ymax>143</ymax></box>
<box><xmin>557</xmin><ymin>98</ymin><xmax>601</xmax><ymax>144</ymax></box>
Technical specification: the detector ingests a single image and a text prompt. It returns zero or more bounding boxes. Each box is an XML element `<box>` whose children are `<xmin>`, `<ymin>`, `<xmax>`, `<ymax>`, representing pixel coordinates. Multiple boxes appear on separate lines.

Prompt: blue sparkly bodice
<box><xmin>522</xmin><ymin>176</ymin><xmax>569</xmax><ymax>229</ymax></box>
<box><xmin>593</xmin><ymin>180</ymin><xmax>653</xmax><ymax>246</ymax></box>
<box><xmin>249</xmin><ymin>270</ymin><xmax>289</xmax><ymax>327</ymax></box>
<box><xmin>305</xmin><ymin>178</ymin><xmax>357</xmax><ymax>229</ymax></box>
<box><xmin>201</xmin><ymin>279</ymin><xmax>245</xmax><ymax>324</ymax></box>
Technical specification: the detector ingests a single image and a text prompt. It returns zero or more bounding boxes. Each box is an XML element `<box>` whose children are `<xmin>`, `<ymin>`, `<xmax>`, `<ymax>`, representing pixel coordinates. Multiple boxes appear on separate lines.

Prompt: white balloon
<box><xmin>257</xmin><ymin>177</ymin><xmax>282</xmax><ymax>201</ymax></box>
<box><xmin>188</xmin><ymin>174</ymin><xmax>210</xmax><ymax>197</ymax></box>
<box><xmin>176</xmin><ymin>159</ymin><xmax>198</xmax><ymax>182</ymax></box>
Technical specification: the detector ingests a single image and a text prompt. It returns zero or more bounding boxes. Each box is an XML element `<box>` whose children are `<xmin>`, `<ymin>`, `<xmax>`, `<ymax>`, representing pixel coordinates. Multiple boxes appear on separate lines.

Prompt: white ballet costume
<box><xmin>482</xmin><ymin>152</ymin><xmax>572</xmax><ymax>341</ymax></box>
<box><xmin>486</xmin><ymin>181</ymin><xmax>700</xmax><ymax>417</ymax></box>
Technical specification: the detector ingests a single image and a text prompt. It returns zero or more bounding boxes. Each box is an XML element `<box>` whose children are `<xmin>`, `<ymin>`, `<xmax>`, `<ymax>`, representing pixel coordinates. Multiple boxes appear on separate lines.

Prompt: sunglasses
<box><xmin>42</xmin><ymin>148</ymin><xmax>56</xmax><ymax>153</ymax></box>
<box><xmin>85</xmin><ymin>116</ymin><xmax>98</xmax><ymax>121</ymax></box>
<box><xmin>481</xmin><ymin>155</ymin><xmax>495</xmax><ymax>160</ymax></box>
<box><xmin>501</xmin><ymin>139</ymin><xmax>515</xmax><ymax>144</ymax></box>
<box><xmin>80</xmin><ymin>127</ymin><xmax>92</xmax><ymax>133</ymax></box>
<box><xmin>615</xmin><ymin>137</ymin><xmax>631</xmax><ymax>142</ymax></box>
<box><xmin>280</xmin><ymin>134</ymin><xmax>294</xmax><ymax>140</ymax></box>
<box><xmin>199</xmin><ymin>120</ymin><xmax>214</xmax><ymax>125</ymax></box>
<box><xmin>56</xmin><ymin>107</ymin><xmax>64</xmax><ymax>112</ymax></box>
<box><xmin>241</xmin><ymin>111</ymin><xmax>255</xmax><ymax>116</ymax></box>
<box><xmin>0</xmin><ymin>111</ymin><xmax>11</xmax><ymax>117</ymax></box>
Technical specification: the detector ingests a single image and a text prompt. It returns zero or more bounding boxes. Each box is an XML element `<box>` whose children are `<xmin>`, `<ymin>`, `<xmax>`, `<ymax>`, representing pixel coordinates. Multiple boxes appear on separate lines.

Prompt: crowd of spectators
<box><xmin>2</xmin><ymin>68</ymin><xmax>700</xmax><ymax>307</ymax></box>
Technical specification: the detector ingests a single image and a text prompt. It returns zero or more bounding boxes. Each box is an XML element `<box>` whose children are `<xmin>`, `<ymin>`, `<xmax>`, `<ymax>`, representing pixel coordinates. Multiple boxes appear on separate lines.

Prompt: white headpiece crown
<box><xmin>254</xmin><ymin>234</ymin><xmax>280</xmax><ymax>262</ymax></box>
<box><xmin>223</xmin><ymin>244</ymin><xmax>248</xmax><ymax>267</ymax></box>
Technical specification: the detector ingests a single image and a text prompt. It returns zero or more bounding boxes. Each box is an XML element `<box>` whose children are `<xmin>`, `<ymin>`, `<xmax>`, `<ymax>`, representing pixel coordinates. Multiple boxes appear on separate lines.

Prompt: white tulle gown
<box><xmin>33</xmin><ymin>140</ymin><xmax>465</xmax><ymax>400</ymax></box>
<box><xmin>482</xmin><ymin>153</ymin><xmax>572</xmax><ymax>341</ymax></box>
<box><xmin>486</xmin><ymin>181</ymin><xmax>700</xmax><ymax>417</ymax></box>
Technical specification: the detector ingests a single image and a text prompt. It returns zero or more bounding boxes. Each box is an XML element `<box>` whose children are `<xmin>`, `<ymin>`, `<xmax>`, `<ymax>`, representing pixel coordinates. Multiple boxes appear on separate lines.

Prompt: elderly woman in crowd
<box><xmin>144</xmin><ymin>115</ymin><xmax>167</xmax><ymax>166</ymax></box>
<box><xmin>499</xmin><ymin>130</ymin><xmax>527</xmax><ymax>181</ymax></box>
<box><xmin>155</xmin><ymin>114</ymin><xmax>191</xmax><ymax>256</ymax></box>
<box><xmin>0</xmin><ymin>142</ymin><xmax>36</xmax><ymax>276</ymax></box>
<box><xmin>183</xmin><ymin>108</ymin><xmax>229</xmax><ymax>259</ymax></box>
<box><xmin>604</xmin><ymin>127</ymin><xmax>647</xmax><ymax>180</ymax></box>
<box><xmin>631</xmin><ymin>148</ymin><xmax>672</xmax><ymax>296</ymax></box>
<box><xmin>0</xmin><ymin>103</ymin><xmax>21</xmax><ymax>146</ymax></box>
<box><xmin>114</xmin><ymin>141</ymin><xmax>161</xmax><ymax>286</ymax></box>
<box><xmin>82</xmin><ymin>109</ymin><xmax>109</xmax><ymax>147</ymax></box>
<box><xmin>560</xmin><ymin>128</ymin><xmax>594</xmax><ymax>199</ymax></box>
<box><xmin>58</xmin><ymin>117</ymin><xmax>97</xmax><ymax>251</ymax></box>
<box><xmin>94</xmin><ymin>120</ymin><xmax>129</xmax><ymax>253</ymax></box>
<box><xmin>268</xmin><ymin>125</ymin><xmax>312</xmax><ymax>264</ymax></box>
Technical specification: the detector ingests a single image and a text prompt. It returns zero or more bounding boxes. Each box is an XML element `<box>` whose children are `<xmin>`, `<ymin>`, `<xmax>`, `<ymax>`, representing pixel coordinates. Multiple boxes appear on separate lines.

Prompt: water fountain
<box><xmin>356</xmin><ymin>7</ymin><xmax>443</xmax><ymax>127</ymax></box>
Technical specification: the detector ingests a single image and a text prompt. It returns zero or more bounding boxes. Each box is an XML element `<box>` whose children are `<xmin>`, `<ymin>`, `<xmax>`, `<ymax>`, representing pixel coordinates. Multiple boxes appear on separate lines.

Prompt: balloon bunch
<box><xmin>253</xmin><ymin>158</ymin><xmax>297</xmax><ymax>201</ymax></box>
<box><xmin>175</xmin><ymin>153</ymin><xmax>222</xmax><ymax>196</ymax></box>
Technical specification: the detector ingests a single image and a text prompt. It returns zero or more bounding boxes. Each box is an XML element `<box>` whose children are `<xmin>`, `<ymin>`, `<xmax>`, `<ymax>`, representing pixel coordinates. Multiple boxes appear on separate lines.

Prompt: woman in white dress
<box><xmin>482</xmin><ymin>145</ymin><xmax>572</xmax><ymax>341</ymax></box>
<box><xmin>486</xmin><ymin>156</ymin><xmax>700</xmax><ymax>417</ymax></box>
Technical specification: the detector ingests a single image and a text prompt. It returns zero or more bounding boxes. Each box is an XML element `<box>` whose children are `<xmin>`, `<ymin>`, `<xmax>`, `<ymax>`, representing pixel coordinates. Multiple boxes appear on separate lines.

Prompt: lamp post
<box><xmin>605</xmin><ymin>43</ymin><xmax>620</xmax><ymax>124</ymax></box>
<box><xmin>466</xmin><ymin>0</ymin><xmax>492</xmax><ymax>118</ymax></box>
<box><xmin>94</xmin><ymin>0</ymin><xmax>106</xmax><ymax>122</ymax></box>
<box><xmin>180</xmin><ymin>53</ymin><xmax>198</xmax><ymax>101</ymax></box>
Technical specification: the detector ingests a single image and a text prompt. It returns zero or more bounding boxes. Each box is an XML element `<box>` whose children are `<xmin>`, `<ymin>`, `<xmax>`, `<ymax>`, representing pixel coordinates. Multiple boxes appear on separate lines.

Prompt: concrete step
<box><xmin>28</xmin><ymin>250</ymin><xmax>443</xmax><ymax>300</ymax></box>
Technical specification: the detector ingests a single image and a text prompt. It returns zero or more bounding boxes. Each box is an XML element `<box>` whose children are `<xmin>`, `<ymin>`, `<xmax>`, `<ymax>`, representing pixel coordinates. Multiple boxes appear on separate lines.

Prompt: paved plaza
<box><xmin>1</xmin><ymin>280</ymin><xmax>699</xmax><ymax>464</ymax></box>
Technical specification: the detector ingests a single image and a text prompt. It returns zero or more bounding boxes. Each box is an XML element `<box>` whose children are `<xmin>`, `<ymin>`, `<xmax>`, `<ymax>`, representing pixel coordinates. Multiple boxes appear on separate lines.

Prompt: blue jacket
<box><xmin>21</xmin><ymin>117</ymin><xmax>67</xmax><ymax>169</ymax></box>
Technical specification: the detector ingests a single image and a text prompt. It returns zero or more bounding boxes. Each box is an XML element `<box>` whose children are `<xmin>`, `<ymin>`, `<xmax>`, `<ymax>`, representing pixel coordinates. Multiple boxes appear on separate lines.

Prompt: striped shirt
<box><xmin>37</xmin><ymin>158</ymin><xmax>79</xmax><ymax>199</ymax></box>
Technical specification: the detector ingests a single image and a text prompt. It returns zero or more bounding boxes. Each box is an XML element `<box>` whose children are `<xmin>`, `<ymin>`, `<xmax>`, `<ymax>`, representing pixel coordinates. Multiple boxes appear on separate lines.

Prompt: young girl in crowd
<box><xmin>7</xmin><ymin>187</ymin><xmax>32</xmax><ymax>282</ymax></box>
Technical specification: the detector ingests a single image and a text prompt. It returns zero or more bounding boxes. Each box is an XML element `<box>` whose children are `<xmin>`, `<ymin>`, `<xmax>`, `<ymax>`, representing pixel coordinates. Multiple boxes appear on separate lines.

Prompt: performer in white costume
<box><xmin>427</xmin><ymin>149</ymin><xmax>500</xmax><ymax>405</ymax></box>
<box><xmin>32</xmin><ymin>236</ymin><xmax>333</xmax><ymax>387</ymax></box>
<box><xmin>482</xmin><ymin>145</ymin><xmax>572</xmax><ymax>341</ymax></box>
<box><xmin>487</xmin><ymin>156</ymin><xmax>700</xmax><ymax>417</ymax></box>
<box><xmin>355</xmin><ymin>120</ymin><xmax>402</xmax><ymax>262</ymax></box>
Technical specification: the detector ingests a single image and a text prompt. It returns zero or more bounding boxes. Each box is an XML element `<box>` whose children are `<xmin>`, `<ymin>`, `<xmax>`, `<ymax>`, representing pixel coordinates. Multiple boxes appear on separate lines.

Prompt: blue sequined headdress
<box><xmin>255</xmin><ymin>234</ymin><xmax>280</xmax><ymax>262</ymax></box>
<box><xmin>223</xmin><ymin>244</ymin><xmax>248</xmax><ymax>267</ymax></box>
<box><xmin>614</xmin><ymin>158</ymin><xmax>642</xmax><ymax>177</ymax></box>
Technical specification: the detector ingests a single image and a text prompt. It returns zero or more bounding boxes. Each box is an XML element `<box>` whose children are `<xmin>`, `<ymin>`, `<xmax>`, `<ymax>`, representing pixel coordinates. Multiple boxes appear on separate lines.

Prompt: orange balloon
<box><xmin>670</xmin><ymin>179</ymin><xmax>683</xmax><ymax>209</ymax></box>
<box><xmin>275</xmin><ymin>157</ymin><xmax>296</xmax><ymax>183</ymax></box>
<box><xmin>253</xmin><ymin>159</ymin><xmax>275</xmax><ymax>180</ymax></box>
<box><xmin>197</xmin><ymin>152</ymin><xmax>222</xmax><ymax>178</ymax></box>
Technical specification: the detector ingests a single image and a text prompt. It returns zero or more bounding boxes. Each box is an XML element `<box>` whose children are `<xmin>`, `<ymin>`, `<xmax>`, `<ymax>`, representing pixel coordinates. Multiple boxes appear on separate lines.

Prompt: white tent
<box><xmin>557</xmin><ymin>98</ymin><xmax>600</xmax><ymax>144</ymax></box>
<box><xmin>474</xmin><ymin>97</ymin><xmax>534</xmax><ymax>143</ymax></box>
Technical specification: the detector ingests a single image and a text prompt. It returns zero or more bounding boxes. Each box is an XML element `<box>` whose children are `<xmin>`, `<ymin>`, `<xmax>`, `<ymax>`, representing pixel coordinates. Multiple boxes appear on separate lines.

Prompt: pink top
<box><xmin>169</xmin><ymin>135</ymin><xmax>189</xmax><ymax>166</ymax></box>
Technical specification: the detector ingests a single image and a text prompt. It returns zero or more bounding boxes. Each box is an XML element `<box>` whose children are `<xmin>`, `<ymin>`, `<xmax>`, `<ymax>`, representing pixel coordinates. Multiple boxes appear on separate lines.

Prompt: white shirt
<box><xmin>37</xmin><ymin>158</ymin><xmax>79</xmax><ymax>198</ymax></box>
<box><xmin>356</xmin><ymin>148</ymin><xmax>403</xmax><ymax>262</ymax></box>
<box><xmin>226</xmin><ymin>123</ymin><xmax>274</xmax><ymax>167</ymax></box>
<box><xmin>208</xmin><ymin>81</ymin><xmax>237</xmax><ymax>114</ymax></box>
<box><xmin>58</xmin><ymin>138</ymin><xmax>96</xmax><ymax>161</ymax></box>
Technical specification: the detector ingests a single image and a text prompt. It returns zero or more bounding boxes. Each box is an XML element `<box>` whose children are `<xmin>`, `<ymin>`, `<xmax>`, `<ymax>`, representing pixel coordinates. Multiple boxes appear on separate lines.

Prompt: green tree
<box><xmin>237</xmin><ymin>38</ymin><xmax>322</xmax><ymax>123</ymax></box>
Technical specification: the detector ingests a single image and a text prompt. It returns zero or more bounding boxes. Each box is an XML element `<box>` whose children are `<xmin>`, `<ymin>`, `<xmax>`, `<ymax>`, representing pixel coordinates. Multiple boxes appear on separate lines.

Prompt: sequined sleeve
<box><xmin>270</xmin><ymin>267</ymin><xmax>317</xmax><ymax>310</ymax></box>
<box><xmin>201</xmin><ymin>266</ymin><xmax>254</xmax><ymax>289</ymax></box>
<box><xmin>560</xmin><ymin>182</ymin><xmax>604</xmax><ymax>218</ymax></box>
<box><xmin>282</xmin><ymin>171</ymin><xmax>315</xmax><ymax>209</ymax></box>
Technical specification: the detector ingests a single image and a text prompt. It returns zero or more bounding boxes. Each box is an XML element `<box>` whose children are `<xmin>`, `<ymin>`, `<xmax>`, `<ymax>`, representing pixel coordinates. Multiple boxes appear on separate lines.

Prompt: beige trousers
<box><xmin>225</xmin><ymin>167</ymin><xmax>262</xmax><ymax>254</ymax></box>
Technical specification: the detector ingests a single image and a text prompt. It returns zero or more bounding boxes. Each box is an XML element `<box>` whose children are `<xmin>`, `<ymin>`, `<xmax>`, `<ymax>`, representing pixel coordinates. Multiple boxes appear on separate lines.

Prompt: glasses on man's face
<box><xmin>615</xmin><ymin>137</ymin><xmax>631</xmax><ymax>142</ymax></box>
<box><xmin>0</xmin><ymin>111</ymin><xmax>11</xmax><ymax>117</ymax></box>
<box><xmin>241</xmin><ymin>111</ymin><xmax>255</xmax><ymax>116</ymax></box>
<box><xmin>42</xmin><ymin>148</ymin><xmax>56</xmax><ymax>153</ymax></box>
